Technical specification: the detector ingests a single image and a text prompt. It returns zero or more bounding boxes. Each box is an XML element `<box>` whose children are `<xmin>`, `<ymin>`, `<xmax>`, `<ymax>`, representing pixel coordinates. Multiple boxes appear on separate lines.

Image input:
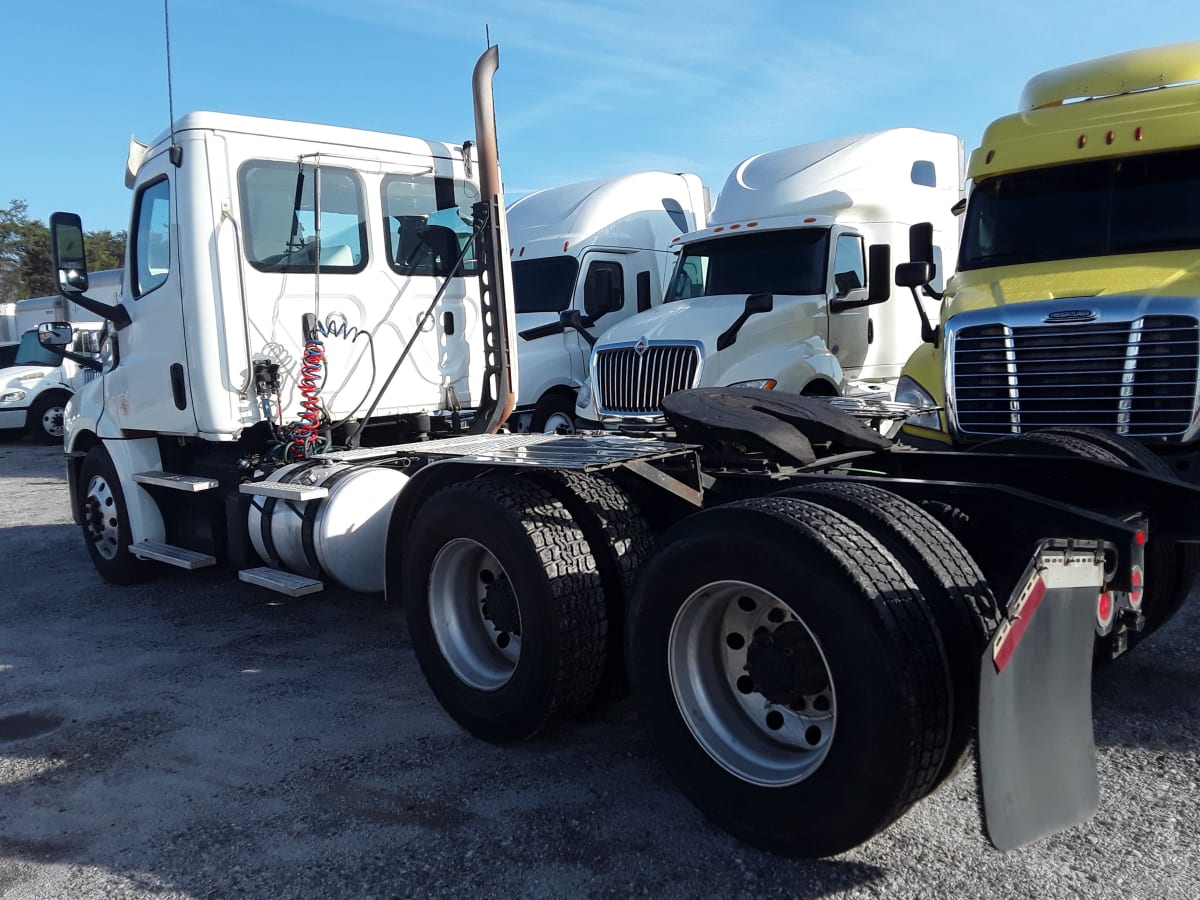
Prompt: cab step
<box><xmin>133</xmin><ymin>471</ymin><xmax>219</xmax><ymax>492</ymax></box>
<box><xmin>238</xmin><ymin>567</ymin><xmax>325</xmax><ymax>597</ymax></box>
<box><xmin>239</xmin><ymin>481</ymin><xmax>329</xmax><ymax>502</ymax></box>
<box><xmin>130</xmin><ymin>540</ymin><xmax>217</xmax><ymax>570</ymax></box>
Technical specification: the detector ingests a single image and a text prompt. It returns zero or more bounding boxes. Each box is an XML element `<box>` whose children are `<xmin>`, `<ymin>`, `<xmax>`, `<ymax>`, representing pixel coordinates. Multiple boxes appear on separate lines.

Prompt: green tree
<box><xmin>0</xmin><ymin>199</ymin><xmax>125</xmax><ymax>301</ymax></box>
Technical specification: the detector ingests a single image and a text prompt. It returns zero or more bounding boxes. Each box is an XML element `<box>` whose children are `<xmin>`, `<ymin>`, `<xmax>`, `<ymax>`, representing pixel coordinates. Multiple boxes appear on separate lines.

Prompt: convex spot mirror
<box><xmin>50</xmin><ymin>212</ymin><xmax>89</xmax><ymax>293</ymax></box>
<box><xmin>38</xmin><ymin>322</ymin><xmax>73</xmax><ymax>348</ymax></box>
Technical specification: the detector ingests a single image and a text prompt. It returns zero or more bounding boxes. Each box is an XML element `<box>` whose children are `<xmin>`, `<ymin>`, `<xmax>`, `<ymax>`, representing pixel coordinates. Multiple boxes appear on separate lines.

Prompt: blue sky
<box><xmin>5</xmin><ymin>0</ymin><xmax>1200</xmax><ymax>233</ymax></box>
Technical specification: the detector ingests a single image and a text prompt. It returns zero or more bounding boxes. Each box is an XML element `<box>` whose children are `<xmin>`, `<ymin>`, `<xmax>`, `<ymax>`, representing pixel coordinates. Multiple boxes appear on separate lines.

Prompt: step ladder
<box><xmin>132</xmin><ymin>471</ymin><xmax>219</xmax><ymax>492</ymax></box>
<box><xmin>238</xmin><ymin>567</ymin><xmax>324</xmax><ymax>597</ymax></box>
<box><xmin>129</xmin><ymin>540</ymin><xmax>217</xmax><ymax>570</ymax></box>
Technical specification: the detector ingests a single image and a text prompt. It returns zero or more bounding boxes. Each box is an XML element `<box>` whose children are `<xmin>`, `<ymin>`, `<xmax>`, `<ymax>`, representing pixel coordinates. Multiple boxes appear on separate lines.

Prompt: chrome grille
<box><xmin>952</xmin><ymin>315</ymin><xmax>1199</xmax><ymax>438</ymax></box>
<box><xmin>595</xmin><ymin>344</ymin><xmax>700</xmax><ymax>414</ymax></box>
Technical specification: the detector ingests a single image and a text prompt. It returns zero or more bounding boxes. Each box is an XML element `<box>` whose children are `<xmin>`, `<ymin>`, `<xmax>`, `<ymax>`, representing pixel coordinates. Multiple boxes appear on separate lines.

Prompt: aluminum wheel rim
<box><xmin>428</xmin><ymin>538</ymin><xmax>521</xmax><ymax>691</ymax></box>
<box><xmin>541</xmin><ymin>411</ymin><xmax>575</xmax><ymax>434</ymax></box>
<box><xmin>83</xmin><ymin>474</ymin><xmax>121</xmax><ymax>560</ymax></box>
<box><xmin>668</xmin><ymin>580</ymin><xmax>836</xmax><ymax>786</ymax></box>
<box><xmin>41</xmin><ymin>406</ymin><xmax>65</xmax><ymax>438</ymax></box>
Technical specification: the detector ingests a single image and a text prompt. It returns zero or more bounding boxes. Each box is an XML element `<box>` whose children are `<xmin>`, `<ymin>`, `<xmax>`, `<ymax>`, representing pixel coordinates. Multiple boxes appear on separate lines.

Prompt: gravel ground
<box><xmin>0</xmin><ymin>437</ymin><xmax>1198</xmax><ymax>899</ymax></box>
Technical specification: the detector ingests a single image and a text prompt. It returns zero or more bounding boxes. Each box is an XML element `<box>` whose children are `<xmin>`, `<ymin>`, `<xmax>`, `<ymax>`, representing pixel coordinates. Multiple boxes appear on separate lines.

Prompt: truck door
<box><xmin>826</xmin><ymin>231</ymin><xmax>871</xmax><ymax>382</ymax></box>
<box><xmin>572</xmin><ymin>252</ymin><xmax>629</xmax><ymax>384</ymax></box>
<box><xmin>103</xmin><ymin>162</ymin><xmax>197</xmax><ymax>434</ymax></box>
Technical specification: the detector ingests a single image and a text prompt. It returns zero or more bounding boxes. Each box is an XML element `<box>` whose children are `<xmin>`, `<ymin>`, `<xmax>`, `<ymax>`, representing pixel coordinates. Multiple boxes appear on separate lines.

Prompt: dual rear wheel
<box><xmin>402</xmin><ymin>472</ymin><xmax>993</xmax><ymax>856</ymax></box>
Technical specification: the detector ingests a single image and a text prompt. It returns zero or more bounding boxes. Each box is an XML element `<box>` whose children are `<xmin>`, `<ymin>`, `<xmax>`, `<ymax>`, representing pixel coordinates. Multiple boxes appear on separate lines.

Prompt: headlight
<box><xmin>728</xmin><ymin>379</ymin><xmax>778</xmax><ymax>390</ymax></box>
<box><xmin>894</xmin><ymin>375</ymin><xmax>941</xmax><ymax>429</ymax></box>
<box><xmin>0</xmin><ymin>390</ymin><xmax>26</xmax><ymax>403</ymax></box>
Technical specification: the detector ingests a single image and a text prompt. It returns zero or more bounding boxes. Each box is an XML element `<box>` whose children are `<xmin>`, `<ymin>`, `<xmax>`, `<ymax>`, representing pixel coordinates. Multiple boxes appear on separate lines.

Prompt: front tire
<box><xmin>626</xmin><ymin>495</ymin><xmax>952</xmax><ymax>857</ymax></box>
<box><xmin>529</xmin><ymin>392</ymin><xmax>577</xmax><ymax>434</ymax></box>
<box><xmin>78</xmin><ymin>445</ymin><xmax>147</xmax><ymax>584</ymax></box>
<box><xmin>28</xmin><ymin>392</ymin><xmax>69</xmax><ymax>444</ymax></box>
<box><xmin>401</xmin><ymin>476</ymin><xmax>607</xmax><ymax>743</ymax></box>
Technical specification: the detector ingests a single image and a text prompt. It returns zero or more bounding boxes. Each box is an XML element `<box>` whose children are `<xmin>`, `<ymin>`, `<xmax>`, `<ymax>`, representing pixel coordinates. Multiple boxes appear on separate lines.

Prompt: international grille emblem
<box><xmin>634</xmin><ymin>338</ymin><xmax>648</xmax><ymax>356</ymax></box>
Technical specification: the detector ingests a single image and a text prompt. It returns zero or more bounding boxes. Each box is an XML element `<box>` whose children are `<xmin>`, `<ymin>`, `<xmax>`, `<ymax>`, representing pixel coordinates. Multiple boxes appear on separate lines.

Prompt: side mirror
<box><xmin>896</xmin><ymin>261</ymin><xmax>934</xmax><ymax>288</ymax></box>
<box><xmin>909</xmin><ymin>222</ymin><xmax>935</xmax><ymax>267</ymax></box>
<box><xmin>745</xmin><ymin>292</ymin><xmax>773</xmax><ymax>314</ymax></box>
<box><xmin>717</xmin><ymin>292</ymin><xmax>773</xmax><ymax>351</ymax></box>
<box><xmin>38</xmin><ymin>322</ymin><xmax>73</xmax><ymax>348</ymax></box>
<box><xmin>583</xmin><ymin>268</ymin><xmax>620</xmax><ymax>320</ymax></box>
<box><xmin>47</xmin><ymin>211</ymin><xmax>131</xmax><ymax>328</ymax></box>
<box><xmin>831</xmin><ymin>245</ymin><xmax>891</xmax><ymax>313</ymax></box>
<box><xmin>50</xmin><ymin>212</ymin><xmax>89</xmax><ymax>293</ymax></box>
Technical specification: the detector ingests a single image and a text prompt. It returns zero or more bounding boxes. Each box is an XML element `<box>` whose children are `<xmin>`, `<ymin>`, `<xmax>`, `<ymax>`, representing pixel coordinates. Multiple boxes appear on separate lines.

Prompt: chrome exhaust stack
<box><xmin>469</xmin><ymin>46</ymin><xmax>518</xmax><ymax>434</ymax></box>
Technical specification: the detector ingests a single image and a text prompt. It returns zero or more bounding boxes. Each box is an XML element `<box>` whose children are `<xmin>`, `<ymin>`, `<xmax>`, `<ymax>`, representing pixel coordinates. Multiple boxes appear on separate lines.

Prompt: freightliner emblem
<box><xmin>634</xmin><ymin>338</ymin><xmax>648</xmax><ymax>356</ymax></box>
<box><xmin>1045</xmin><ymin>309</ymin><xmax>1098</xmax><ymax>323</ymax></box>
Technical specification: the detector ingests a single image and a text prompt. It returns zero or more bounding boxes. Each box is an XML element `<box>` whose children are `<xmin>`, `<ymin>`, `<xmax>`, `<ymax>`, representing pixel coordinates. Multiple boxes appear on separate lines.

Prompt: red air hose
<box><xmin>292</xmin><ymin>336</ymin><xmax>324</xmax><ymax>459</ymax></box>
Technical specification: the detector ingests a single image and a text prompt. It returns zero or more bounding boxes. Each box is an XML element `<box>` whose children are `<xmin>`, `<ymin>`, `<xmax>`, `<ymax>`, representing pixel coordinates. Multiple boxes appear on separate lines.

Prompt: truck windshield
<box><xmin>512</xmin><ymin>257</ymin><xmax>579</xmax><ymax>313</ymax></box>
<box><xmin>14</xmin><ymin>330</ymin><xmax>62</xmax><ymax>367</ymax></box>
<box><xmin>960</xmin><ymin>147</ymin><xmax>1200</xmax><ymax>270</ymax></box>
<box><xmin>664</xmin><ymin>229</ymin><xmax>829</xmax><ymax>302</ymax></box>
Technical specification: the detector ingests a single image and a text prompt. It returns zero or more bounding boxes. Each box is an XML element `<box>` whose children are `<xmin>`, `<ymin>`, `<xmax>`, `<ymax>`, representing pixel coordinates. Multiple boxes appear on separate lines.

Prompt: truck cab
<box><xmin>507</xmin><ymin>172</ymin><xmax>707</xmax><ymax>431</ymax></box>
<box><xmin>576</xmin><ymin>129</ymin><xmax>962</xmax><ymax>425</ymax></box>
<box><xmin>897</xmin><ymin>41</ymin><xmax>1200</xmax><ymax>481</ymax></box>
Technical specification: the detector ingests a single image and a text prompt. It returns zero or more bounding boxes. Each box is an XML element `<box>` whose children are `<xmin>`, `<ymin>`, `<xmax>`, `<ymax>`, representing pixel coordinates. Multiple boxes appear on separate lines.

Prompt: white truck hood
<box><xmin>596</xmin><ymin>294</ymin><xmax>757</xmax><ymax>353</ymax></box>
<box><xmin>1</xmin><ymin>365</ymin><xmax>55</xmax><ymax>389</ymax></box>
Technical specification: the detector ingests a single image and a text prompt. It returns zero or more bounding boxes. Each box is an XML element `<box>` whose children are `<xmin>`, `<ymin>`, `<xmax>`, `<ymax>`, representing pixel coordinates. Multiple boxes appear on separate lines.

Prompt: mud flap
<box><xmin>978</xmin><ymin>543</ymin><xmax>1105</xmax><ymax>851</ymax></box>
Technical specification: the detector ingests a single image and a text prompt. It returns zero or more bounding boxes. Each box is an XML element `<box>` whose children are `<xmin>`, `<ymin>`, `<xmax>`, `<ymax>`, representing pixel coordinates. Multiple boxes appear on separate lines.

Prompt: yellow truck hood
<box><xmin>944</xmin><ymin>250</ymin><xmax>1200</xmax><ymax>318</ymax></box>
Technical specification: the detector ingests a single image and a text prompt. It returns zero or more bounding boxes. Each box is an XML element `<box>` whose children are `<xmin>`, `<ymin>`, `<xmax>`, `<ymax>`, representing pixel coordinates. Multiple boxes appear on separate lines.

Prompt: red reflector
<box><xmin>1098</xmin><ymin>591</ymin><xmax>1113</xmax><ymax>625</ymax></box>
<box><xmin>994</xmin><ymin>577</ymin><xmax>1047</xmax><ymax>673</ymax></box>
<box><xmin>1130</xmin><ymin>566</ymin><xmax>1144</xmax><ymax>608</ymax></box>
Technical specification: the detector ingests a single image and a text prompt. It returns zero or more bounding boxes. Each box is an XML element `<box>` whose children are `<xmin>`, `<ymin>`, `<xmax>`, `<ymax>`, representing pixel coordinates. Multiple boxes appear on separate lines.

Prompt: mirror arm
<box><xmin>61</xmin><ymin>349</ymin><xmax>103</xmax><ymax>372</ymax></box>
<box><xmin>56</xmin><ymin>285</ymin><xmax>132</xmax><ymax>329</ymax></box>
<box><xmin>559</xmin><ymin>310</ymin><xmax>597</xmax><ymax>347</ymax></box>
<box><xmin>908</xmin><ymin>286</ymin><xmax>938</xmax><ymax>344</ymax></box>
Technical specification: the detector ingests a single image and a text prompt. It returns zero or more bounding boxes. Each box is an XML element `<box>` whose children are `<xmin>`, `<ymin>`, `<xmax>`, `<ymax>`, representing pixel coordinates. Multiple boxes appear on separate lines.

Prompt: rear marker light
<box><xmin>985</xmin><ymin>149</ymin><xmax>995</xmax><ymax>164</ymax></box>
<box><xmin>1097</xmin><ymin>592</ymin><xmax>1114</xmax><ymax>628</ymax></box>
<box><xmin>747</xmin><ymin>221</ymin><xmax>758</xmax><ymax>227</ymax></box>
<box><xmin>1135</xmin><ymin>530</ymin><xmax>1146</xmax><ymax>546</ymax></box>
<box><xmin>1129</xmin><ymin>566</ymin><xmax>1144</xmax><ymax>608</ymax></box>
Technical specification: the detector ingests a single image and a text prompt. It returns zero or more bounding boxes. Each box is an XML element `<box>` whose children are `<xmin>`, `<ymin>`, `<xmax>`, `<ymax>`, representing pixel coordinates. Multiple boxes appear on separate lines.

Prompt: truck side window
<box><xmin>832</xmin><ymin>234</ymin><xmax>866</xmax><ymax>295</ymax></box>
<box><xmin>239</xmin><ymin>161</ymin><xmax>367</xmax><ymax>274</ymax></box>
<box><xmin>382</xmin><ymin>174</ymin><xmax>481</xmax><ymax>277</ymax></box>
<box><xmin>132</xmin><ymin>178</ymin><xmax>171</xmax><ymax>298</ymax></box>
<box><xmin>583</xmin><ymin>261</ymin><xmax>624</xmax><ymax>319</ymax></box>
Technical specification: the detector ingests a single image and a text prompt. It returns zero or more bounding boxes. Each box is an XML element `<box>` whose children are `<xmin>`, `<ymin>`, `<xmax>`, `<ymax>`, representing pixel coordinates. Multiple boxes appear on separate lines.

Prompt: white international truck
<box><xmin>507</xmin><ymin>171</ymin><xmax>708</xmax><ymax>432</ymax></box>
<box><xmin>574</xmin><ymin>128</ymin><xmax>963</xmax><ymax>426</ymax></box>
<box><xmin>36</xmin><ymin>46</ymin><xmax>1198</xmax><ymax>859</ymax></box>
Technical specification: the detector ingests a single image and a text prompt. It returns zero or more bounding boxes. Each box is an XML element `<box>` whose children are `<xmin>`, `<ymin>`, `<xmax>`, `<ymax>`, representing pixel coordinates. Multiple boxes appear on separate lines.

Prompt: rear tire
<box><xmin>626</xmin><ymin>495</ymin><xmax>952</xmax><ymax>857</ymax></box>
<box><xmin>401</xmin><ymin>476</ymin><xmax>607</xmax><ymax>743</ymax></box>
<box><xmin>784</xmin><ymin>481</ymin><xmax>999</xmax><ymax>792</ymax></box>
<box><xmin>534</xmin><ymin>471</ymin><xmax>653</xmax><ymax>702</ymax></box>
<box><xmin>78</xmin><ymin>445</ymin><xmax>147</xmax><ymax>584</ymax></box>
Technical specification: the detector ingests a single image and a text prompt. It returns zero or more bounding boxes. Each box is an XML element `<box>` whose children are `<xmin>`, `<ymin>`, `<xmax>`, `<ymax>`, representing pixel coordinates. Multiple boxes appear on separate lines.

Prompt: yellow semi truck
<box><xmin>893</xmin><ymin>40</ymin><xmax>1200</xmax><ymax>653</ymax></box>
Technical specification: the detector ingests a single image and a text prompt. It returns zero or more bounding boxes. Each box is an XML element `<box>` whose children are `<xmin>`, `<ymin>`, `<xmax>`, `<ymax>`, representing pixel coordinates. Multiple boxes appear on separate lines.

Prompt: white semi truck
<box><xmin>36</xmin><ymin>47</ymin><xmax>1197</xmax><ymax>858</ymax></box>
<box><xmin>574</xmin><ymin>128</ymin><xmax>963</xmax><ymax>425</ymax></box>
<box><xmin>507</xmin><ymin>171</ymin><xmax>707</xmax><ymax>432</ymax></box>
